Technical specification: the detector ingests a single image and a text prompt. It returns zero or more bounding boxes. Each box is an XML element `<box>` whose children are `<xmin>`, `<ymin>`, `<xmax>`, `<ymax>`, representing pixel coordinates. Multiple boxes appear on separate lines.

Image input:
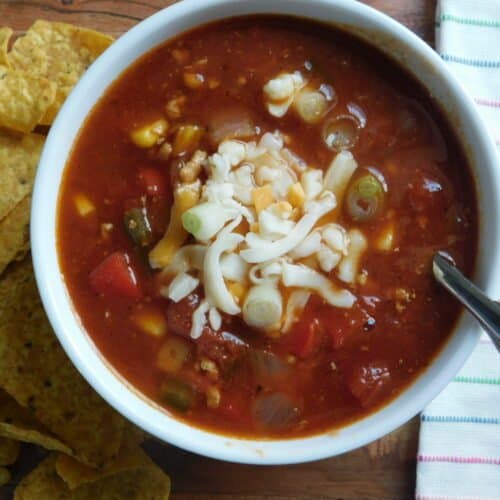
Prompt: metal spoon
<box><xmin>433</xmin><ymin>252</ymin><xmax>500</xmax><ymax>353</ymax></box>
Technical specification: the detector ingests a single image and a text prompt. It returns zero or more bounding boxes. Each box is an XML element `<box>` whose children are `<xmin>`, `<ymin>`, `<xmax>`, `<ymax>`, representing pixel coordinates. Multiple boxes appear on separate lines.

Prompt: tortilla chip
<box><xmin>13</xmin><ymin>455</ymin><xmax>60</xmax><ymax>499</ymax></box>
<box><xmin>0</xmin><ymin>389</ymin><xmax>71</xmax><ymax>454</ymax></box>
<box><xmin>55</xmin><ymin>421</ymin><xmax>146</xmax><ymax>490</ymax></box>
<box><xmin>9</xmin><ymin>20</ymin><xmax>113</xmax><ymax>125</ymax></box>
<box><xmin>0</xmin><ymin>27</ymin><xmax>12</xmax><ymax>67</ymax></box>
<box><xmin>0</xmin><ymin>132</ymin><xmax>43</xmax><ymax>221</ymax></box>
<box><xmin>0</xmin><ymin>259</ymin><xmax>125</xmax><ymax>467</ymax></box>
<box><xmin>0</xmin><ymin>195</ymin><xmax>31</xmax><ymax>274</ymax></box>
<box><xmin>15</xmin><ymin>452</ymin><xmax>171</xmax><ymax>499</ymax></box>
<box><xmin>0</xmin><ymin>466</ymin><xmax>10</xmax><ymax>487</ymax></box>
<box><xmin>0</xmin><ymin>65</ymin><xmax>56</xmax><ymax>133</ymax></box>
<box><xmin>0</xmin><ymin>436</ymin><xmax>20</xmax><ymax>466</ymax></box>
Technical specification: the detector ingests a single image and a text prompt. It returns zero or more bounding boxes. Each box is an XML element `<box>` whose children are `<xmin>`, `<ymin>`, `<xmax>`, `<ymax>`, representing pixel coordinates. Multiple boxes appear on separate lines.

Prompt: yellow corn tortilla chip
<box><xmin>9</xmin><ymin>20</ymin><xmax>113</xmax><ymax>125</ymax></box>
<box><xmin>0</xmin><ymin>65</ymin><xmax>56</xmax><ymax>133</ymax></box>
<box><xmin>0</xmin><ymin>436</ymin><xmax>20</xmax><ymax>466</ymax></box>
<box><xmin>0</xmin><ymin>258</ymin><xmax>125</xmax><ymax>467</ymax></box>
<box><xmin>0</xmin><ymin>466</ymin><xmax>10</xmax><ymax>487</ymax></box>
<box><xmin>0</xmin><ymin>132</ymin><xmax>43</xmax><ymax>221</ymax></box>
<box><xmin>0</xmin><ymin>195</ymin><xmax>31</xmax><ymax>275</ymax></box>
<box><xmin>15</xmin><ymin>452</ymin><xmax>171</xmax><ymax>499</ymax></box>
<box><xmin>0</xmin><ymin>27</ymin><xmax>12</xmax><ymax>67</ymax></box>
<box><xmin>0</xmin><ymin>389</ymin><xmax>71</xmax><ymax>454</ymax></box>
<box><xmin>56</xmin><ymin>431</ymin><xmax>152</xmax><ymax>491</ymax></box>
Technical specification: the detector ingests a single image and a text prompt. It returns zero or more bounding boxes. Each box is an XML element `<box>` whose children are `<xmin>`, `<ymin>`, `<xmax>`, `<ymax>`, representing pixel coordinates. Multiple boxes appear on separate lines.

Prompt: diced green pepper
<box><xmin>160</xmin><ymin>378</ymin><xmax>195</xmax><ymax>412</ymax></box>
<box><xmin>124</xmin><ymin>207</ymin><xmax>152</xmax><ymax>247</ymax></box>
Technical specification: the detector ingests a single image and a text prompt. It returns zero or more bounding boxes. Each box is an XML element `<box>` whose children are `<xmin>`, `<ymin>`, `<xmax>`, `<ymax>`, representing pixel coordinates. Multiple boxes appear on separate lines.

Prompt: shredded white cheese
<box><xmin>220</xmin><ymin>253</ymin><xmax>249</xmax><ymax>283</ymax></box>
<box><xmin>289</xmin><ymin>232</ymin><xmax>322</xmax><ymax>259</ymax></box>
<box><xmin>282</xmin><ymin>263</ymin><xmax>356</xmax><ymax>308</ymax></box>
<box><xmin>263</xmin><ymin>72</ymin><xmax>306</xmax><ymax>117</ymax></box>
<box><xmin>190</xmin><ymin>300</ymin><xmax>210</xmax><ymax>339</ymax></box>
<box><xmin>337</xmin><ymin>229</ymin><xmax>368</xmax><ymax>284</ymax></box>
<box><xmin>203</xmin><ymin>216</ymin><xmax>244</xmax><ymax>315</ymax></box>
<box><xmin>208</xmin><ymin>307</ymin><xmax>222</xmax><ymax>331</ymax></box>
<box><xmin>166</xmin><ymin>272</ymin><xmax>199</xmax><ymax>303</ymax></box>
<box><xmin>155</xmin><ymin>117</ymin><xmax>368</xmax><ymax>336</ymax></box>
<box><xmin>282</xmin><ymin>290</ymin><xmax>311</xmax><ymax>332</ymax></box>
<box><xmin>240</xmin><ymin>192</ymin><xmax>336</xmax><ymax>263</ymax></box>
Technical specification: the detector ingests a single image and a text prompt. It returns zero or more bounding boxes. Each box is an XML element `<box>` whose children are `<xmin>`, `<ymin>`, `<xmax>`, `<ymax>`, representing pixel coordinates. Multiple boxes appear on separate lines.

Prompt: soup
<box><xmin>58</xmin><ymin>15</ymin><xmax>477</xmax><ymax>438</ymax></box>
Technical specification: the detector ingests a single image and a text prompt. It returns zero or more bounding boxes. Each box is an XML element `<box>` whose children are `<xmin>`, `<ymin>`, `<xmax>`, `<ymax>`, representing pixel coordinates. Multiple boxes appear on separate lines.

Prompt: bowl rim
<box><xmin>31</xmin><ymin>0</ymin><xmax>500</xmax><ymax>464</ymax></box>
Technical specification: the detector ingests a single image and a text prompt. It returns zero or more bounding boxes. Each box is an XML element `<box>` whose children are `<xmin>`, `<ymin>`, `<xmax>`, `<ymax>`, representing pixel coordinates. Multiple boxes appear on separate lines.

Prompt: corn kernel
<box><xmin>151</xmin><ymin>119</ymin><xmax>168</xmax><ymax>135</ymax></box>
<box><xmin>173</xmin><ymin>124</ymin><xmax>204</xmax><ymax>156</ymax></box>
<box><xmin>74</xmin><ymin>193</ymin><xmax>96</xmax><ymax>217</ymax></box>
<box><xmin>288</xmin><ymin>182</ymin><xmax>305</xmax><ymax>208</ymax></box>
<box><xmin>183</xmin><ymin>72</ymin><xmax>205</xmax><ymax>89</ymax></box>
<box><xmin>130</xmin><ymin>119</ymin><xmax>168</xmax><ymax>149</ymax></box>
<box><xmin>132</xmin><ymin>308</ymin><xmax>167</xmax><ymax>338</ymax></box>
<box><xmin>252</xmin><ymin>184</ymin><xmax>274</xmax><ymax>213</ymax></box>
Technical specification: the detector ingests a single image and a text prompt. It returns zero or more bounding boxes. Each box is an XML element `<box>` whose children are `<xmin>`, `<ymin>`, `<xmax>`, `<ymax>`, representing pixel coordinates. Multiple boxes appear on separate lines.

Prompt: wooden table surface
<box><xmin>0</xmin><ymin>1</ymin><xmax>436</xmax><ymax>498</ymax></box>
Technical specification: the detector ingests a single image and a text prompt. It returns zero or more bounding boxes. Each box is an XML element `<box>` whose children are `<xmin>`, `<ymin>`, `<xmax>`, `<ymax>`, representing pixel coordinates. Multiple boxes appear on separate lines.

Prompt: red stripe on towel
<box><xmin>475</xmin><ymin>97</ymin><xmax>500</xmax><ymax>108</ymax></box>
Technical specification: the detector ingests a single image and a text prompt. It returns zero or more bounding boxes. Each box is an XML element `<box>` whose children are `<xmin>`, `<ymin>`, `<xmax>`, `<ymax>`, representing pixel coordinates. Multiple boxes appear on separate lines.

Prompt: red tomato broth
<box><xmin>57</xmin><ymin>16</ymin><xmax>477</xmax><ymax>438</ymax></box>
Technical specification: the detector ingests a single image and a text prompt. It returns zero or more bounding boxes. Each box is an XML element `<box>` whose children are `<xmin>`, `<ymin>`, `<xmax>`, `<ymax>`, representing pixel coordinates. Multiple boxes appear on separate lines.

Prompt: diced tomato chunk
<box><xmin>347</xmin><ymin>361</ymin><xmax>392</xmax><ymax>408</ymax></box>
<box><xmin>287</xmin><ymin>318</ymin><xmax>322</xmax><ymax>359</ymax></box>
<box><xmin>89</xmin><ymin>251</ymin><xmax>141</xmax><ymax>299</ymax></box>
<box><xmin>137</xmin><ymin>167</ymin><xmax>167</xmax><ymax>196</ymax></box>
<box><xmin>166</xmin><ymin>293</ymin><xmax>200</xmax><ymax>338</ymax></box>
<box><xmin>327</xmin><ymin>303</ymin><xmax>374</xmax><ymax>350</ymax></box>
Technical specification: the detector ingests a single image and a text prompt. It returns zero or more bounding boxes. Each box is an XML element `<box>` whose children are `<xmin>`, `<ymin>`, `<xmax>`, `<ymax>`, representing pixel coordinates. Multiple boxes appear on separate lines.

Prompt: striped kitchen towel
<box><xmin>416</xmin><ymin>1</ymin><xmax>500</xmax><ymax>498</ymax></box>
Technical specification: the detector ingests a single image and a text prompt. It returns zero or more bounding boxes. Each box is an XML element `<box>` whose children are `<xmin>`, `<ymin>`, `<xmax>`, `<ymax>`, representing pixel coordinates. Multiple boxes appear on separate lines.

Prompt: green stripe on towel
<box><xmin>439</xmin><ymin>13</ymin><xmax>500</xmax><ymax>28</ymax></box>
<box><xmin>453</xmin><ymin>376</ymin><xmax>500</xmax><ymax>385</ymax></box>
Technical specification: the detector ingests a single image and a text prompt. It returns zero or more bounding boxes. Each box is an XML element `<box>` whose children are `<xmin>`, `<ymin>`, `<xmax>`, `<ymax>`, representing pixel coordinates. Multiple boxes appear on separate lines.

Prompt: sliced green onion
<box><xmin>160</xmin><ymin>378</ymin><xmax>195</xmax><ymax>412</ymax></box>
<box><xmin>358</xmin><ymin>176</ymin><xmax>380</xmax><ymax>197</ymax></box>
<box><xmin>243</xmin><ymin>283</ymin><xmax>283</xmax><ymax>330</ymax></box>
<box><xmin>157</xmin><ymin>337</ymin><xmax>191</xmax><ymax>374</ymax></box>
<box><xmin>181</xmin><ymin>202</ymin><xmax>232</xmax><ymax>241</ymax></box>
<box><xmin>294</xmin><ymin>89</ymin><xmax>328</xmax><ymax>124</ymax></box>
<box><xmin>124</xmin><ymin>207</ymin><xmax>152</xmax><ymax>247</ymax></box>
<box><xmin>345</xmin><ymin>173</ymin><xmax>385</xmax><ymax>222</ymax></box>
<box><xmin>323</xmin><ymin>115</ymin><xmax>360</xmax><ymax>151</ymax></box>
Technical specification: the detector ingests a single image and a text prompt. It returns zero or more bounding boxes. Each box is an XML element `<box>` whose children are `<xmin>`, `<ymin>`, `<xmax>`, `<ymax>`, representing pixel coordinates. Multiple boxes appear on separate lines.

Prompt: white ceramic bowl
<box><xmin>32</xmin><ymin>0</ymin><xmax>500</xmax><ymax>464</ymax></box>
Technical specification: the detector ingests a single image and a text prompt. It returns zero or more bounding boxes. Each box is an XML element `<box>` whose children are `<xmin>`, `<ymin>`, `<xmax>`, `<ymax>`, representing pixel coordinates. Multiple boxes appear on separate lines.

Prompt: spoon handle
<box><xmin>433</xmin><ymin>252</ymin><xmax>500</xmax><ymax>353</ymax></box>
